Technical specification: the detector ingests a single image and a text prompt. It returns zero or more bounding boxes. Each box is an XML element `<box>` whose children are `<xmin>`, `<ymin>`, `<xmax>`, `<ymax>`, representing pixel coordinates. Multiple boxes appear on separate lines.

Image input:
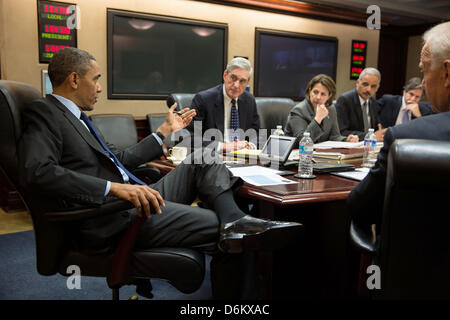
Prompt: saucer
<box><xmin>167</xmin><ymin>156</ymin><xmax>184</xmax><ymax>165</ymax></box>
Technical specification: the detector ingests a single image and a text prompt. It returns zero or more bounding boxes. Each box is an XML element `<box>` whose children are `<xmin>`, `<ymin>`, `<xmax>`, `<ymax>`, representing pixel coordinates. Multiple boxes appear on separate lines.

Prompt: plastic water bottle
<box><xmin>273</xmin><ymin>125</ymin><xmax>285</xmax><ymax>136</ymax></box>
<box><xmin>362</xmin><ymin>128</ymin><xmax>377</xmax><ymax>168</ymax></box>
<box><xmin>298</xmin><ymin>132</ymin><xmax>314</xmax><ymax>178</ymax></box>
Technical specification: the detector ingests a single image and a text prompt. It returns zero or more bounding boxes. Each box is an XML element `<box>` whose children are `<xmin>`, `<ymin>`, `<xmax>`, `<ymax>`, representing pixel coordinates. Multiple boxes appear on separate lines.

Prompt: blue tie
<box><xmin>79</xmin><ymin>112</ymin><xmax>146</xmax><ymax>186</ymax></box>
<box><xmin>229</xmin><ymin>99</ymin><xmax>239</xmax><ymax>141</ymax></box>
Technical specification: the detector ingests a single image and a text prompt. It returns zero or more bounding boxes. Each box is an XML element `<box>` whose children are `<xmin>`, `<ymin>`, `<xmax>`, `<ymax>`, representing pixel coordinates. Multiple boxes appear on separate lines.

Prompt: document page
<box><xmin>314</xmin><ymin>141</ymin><xmax>364</xmax><ymax>149</ymax></box>
<box><xmin>331</xmin><ymin>167</ymin><xmax>370</xmax><ymax>181</ymax></box>
<box><xmin>228</xmin><ymin>166</ymin><xmax>297</xmax><ymax>186</ymax></box>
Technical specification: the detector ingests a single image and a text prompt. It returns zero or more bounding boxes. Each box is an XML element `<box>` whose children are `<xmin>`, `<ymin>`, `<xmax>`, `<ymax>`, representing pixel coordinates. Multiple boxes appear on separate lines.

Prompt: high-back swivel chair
<box><xmin>89</xmin><ymin>113</ymin><xmax>161</xmax><ymax>183</ymax></box>
<box><xmin>167</xmin><ymin>93</ymin><xmax>195</xmax><ymax>111</ymax></box>
<box><xmin>0</xmin><ymin>80</ymin><xmax>206</xmax><ymax>300</ymax></box>
<box><xmin>255</xmin><ymin>97</ymin><xmax>295</xmax><ymax>133</ymax></box>
<box><xmin>349</xmin><ymin>139</ymin><xmax>450</xmax><ymax>299</ymax></box>
<box><xmin>89</xmin><ymin>114</ymin><xmax>138</xmax><ymax>151</ymax></box>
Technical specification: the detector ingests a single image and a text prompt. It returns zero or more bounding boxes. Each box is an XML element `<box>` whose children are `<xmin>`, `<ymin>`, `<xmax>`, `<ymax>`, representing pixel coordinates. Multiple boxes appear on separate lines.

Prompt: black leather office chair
<box><xmin>0</xmin><ymin>80</ymin><xmax>206</xmax><ymax>300</ymax></box>
<box><xmin>89</xmin><ymin>114</ymin><xmax>138</xmax><ymax>151</ymax></box>
<box><xmin>349</xmin><ymin>139</ymin><xmax>450</xmax><ymax>299</ymax></box>
<box><xmin>147</xmin><ymin>112</ymin><xmax>190</xmax><ymax>149</ymax></box>
<box><xmin>255</xmin><ymin>97</ymin><xmax>295</xmax><ymax>133</ymax></box>
<box><xmin>90</xmin><ymin>113</ymin><xmax>161</xmax><ymax>183</ymax></box>
<box><xmin>167</xmin><ymin>93</ymin><xmax>195</xmax><ymax>111</ymax></box>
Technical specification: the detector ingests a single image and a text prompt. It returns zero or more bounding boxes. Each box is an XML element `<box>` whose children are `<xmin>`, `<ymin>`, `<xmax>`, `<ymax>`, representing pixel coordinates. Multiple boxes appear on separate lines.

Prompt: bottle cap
<box><xmin>304</xmin><ymin>132</ymin><xmax>310</xmax><ymax>137</ymax></box>
<box><xmin>277</xmin><ymin>125</ymin><xmax>282</xmax><ymax>129</ymax></box>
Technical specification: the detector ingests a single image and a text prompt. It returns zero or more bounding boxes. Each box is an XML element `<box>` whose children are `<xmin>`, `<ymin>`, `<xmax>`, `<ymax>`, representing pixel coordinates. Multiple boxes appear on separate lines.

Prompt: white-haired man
<box><xmin>347</xmin><ymin>21</ymin><xmax>450</xmax><ymax>232</ymax></box>
<box><xmin>187</xmin><ymin>57</ymin><xmax>260</xmax><ymax>152</ymax></box>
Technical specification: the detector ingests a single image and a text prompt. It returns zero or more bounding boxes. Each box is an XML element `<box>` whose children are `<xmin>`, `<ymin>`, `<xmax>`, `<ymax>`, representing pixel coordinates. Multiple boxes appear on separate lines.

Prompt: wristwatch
<box><xmin>156</xmin><ymin>131</ymin><xmax>166</xmax><ymax>141</ymax></box>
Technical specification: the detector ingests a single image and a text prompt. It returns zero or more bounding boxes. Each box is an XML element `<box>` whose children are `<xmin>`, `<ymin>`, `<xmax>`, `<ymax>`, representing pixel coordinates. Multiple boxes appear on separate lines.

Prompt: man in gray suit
<box><xmin>18</xmin><ymin>48</ymin><xmax>301</xmax><ymax>299</ymax></box>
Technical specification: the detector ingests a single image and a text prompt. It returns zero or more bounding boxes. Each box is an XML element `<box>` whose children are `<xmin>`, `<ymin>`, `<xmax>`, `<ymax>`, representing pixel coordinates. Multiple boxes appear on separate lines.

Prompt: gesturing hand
<box><xmin>108</xmin><ymin>182</ymin><xmax>165</xmax><ymax>218</ymax></box>
<box><xmin>157</xmin><ymin>103</ymin><xmax>197</xmax><ymax>137</ymax></box>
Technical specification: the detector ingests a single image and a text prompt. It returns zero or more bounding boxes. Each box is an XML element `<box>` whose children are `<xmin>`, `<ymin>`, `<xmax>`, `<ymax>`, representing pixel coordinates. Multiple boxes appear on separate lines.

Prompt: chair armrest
<box><xmin>349</xmin><ymin>220</ymin><xmax>376</xmax><ymax>254</ymax></box>
<box><xmin>45</xmin><ymin>199</ymin><xmax>134</xmax><ymax>222</ymax></box>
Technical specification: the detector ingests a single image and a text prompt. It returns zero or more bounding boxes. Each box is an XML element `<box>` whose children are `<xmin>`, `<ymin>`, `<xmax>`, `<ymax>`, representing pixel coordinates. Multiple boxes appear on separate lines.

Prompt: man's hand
<box><xmin>405</xmin><ymin>103</ymin><xmax>422</xmax><ymax>118</ymax></box>
<box><xmin>220</xmin><ymin>140</ymin><xmax>249</xmax><ymax>152</ymax></box>
<box><xmin>108</xmin><ymin>182</ymin><xmax>165</xmax><ymax>218</ymax></box>
<box><xmin>374</xmin><ymin>123</ymin><xmax>387</xmax><ymax>142</ymax></box>
<box><xmin>157</xmin><ymin>103</ymin><xmax>197</xmax><ymax>137</ymax></box>
<box><xmin>345</xmin><ymin>134</ymin><xmax>359</xmax><ymax>142</ymax></box>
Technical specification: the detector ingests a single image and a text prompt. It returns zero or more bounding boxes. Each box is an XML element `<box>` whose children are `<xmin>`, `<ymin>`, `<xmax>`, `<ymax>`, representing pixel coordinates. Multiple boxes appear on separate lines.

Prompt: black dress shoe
<box><xmin>218</xmin><ymin>215</ymin><xmax>303</xmax><ymax>254</ymax></box>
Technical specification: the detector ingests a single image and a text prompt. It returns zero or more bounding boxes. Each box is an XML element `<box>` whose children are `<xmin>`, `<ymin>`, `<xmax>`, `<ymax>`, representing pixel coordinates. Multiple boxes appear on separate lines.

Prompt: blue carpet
<box><xmin>0</xmin><ymin>230</ymin><xmax>212</xmax><ymax>300</ymax></box>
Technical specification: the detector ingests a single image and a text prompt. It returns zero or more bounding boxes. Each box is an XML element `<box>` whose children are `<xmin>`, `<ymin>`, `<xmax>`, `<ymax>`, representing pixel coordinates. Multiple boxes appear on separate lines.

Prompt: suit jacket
<box><xmin>187</xmin><ymin>84</ymin><xmax>260</xmax><ymax>148</ymax></box>
<box><xmin>284</xmin><ymin>99</ymin><xmax>346</xmax><ymax>144</ymax></box>
<box><xmin>18</xmin><ymin>95</ymin><xmax>163</xmax><ymax>250</ymax></box>
<box><xmin>335</xmin><ymin>88</ymin><xmax>381</xmax><ymax>141</ymax></box>
<box><xmin>347</xmin><ymin>111</ymin><xmax>450</xmax><ymax>230</ymax></box>
<box><xmin>377</xmin><ymin>94</ymin><xmax>433</xmax><ymax>128</ymax></box>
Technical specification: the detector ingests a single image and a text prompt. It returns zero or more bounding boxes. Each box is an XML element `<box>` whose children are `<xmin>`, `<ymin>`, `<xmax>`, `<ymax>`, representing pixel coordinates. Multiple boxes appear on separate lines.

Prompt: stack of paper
<box><xmin>228</xmin><ymin>166</ymin><xmax>297</xmax><ymax>186</ymax></box>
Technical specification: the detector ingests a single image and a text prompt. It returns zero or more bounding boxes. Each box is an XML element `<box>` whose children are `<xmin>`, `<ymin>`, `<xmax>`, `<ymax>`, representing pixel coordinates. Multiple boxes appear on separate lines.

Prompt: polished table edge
<box><xmin>148</xmin><ymin>159</ymin><xmax>359</xmax><ymax>206</ymax></box>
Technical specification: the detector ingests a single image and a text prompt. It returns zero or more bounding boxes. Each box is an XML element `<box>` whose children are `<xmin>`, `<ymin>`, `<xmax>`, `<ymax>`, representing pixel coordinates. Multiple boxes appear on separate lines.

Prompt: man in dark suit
<box><xmin>347</xmin><ymin>21</ymin><xmax>450</xmax><ymax>232</ymax></box>
<box><xmin>18</xmin><ymin>48</ymin><xmax>302</xmax><ymax>298</ymax></box>
<box><xmin>336</xmin><ymin>67</ymin><xmax>387</xmax><ymax>141</ymax></box>
<box><xmin>187</xmin><ymin>57</ymin><xmax>260</xmax><ymax>152</ymax></box>
<box><xmin>377</xmin><ymin>77</ymin><xmax>433</xmax><ymax>128</ymax></box>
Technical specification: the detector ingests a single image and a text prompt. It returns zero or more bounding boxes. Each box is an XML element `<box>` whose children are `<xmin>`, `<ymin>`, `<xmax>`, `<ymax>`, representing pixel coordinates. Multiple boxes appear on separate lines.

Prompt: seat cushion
<box><xmin>59</xmin><ymin>247</ymin><xmax>205</xmax><ymax>294</ymax></box>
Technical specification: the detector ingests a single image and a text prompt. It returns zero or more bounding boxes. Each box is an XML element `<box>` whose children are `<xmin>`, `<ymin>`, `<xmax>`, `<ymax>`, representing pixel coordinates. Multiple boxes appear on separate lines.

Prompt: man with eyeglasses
<box><xmin>187</xmin><ymin>57</ymin><xmax>260</xmax><ymax>152</ymax></box>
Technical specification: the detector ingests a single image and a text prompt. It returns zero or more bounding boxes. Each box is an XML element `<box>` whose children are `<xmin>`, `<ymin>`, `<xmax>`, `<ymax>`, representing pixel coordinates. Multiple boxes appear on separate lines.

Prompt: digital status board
<box><xmin>37</xmin><ymin>0</ymin><xmax>77</xmax><ymax>63</ymax></box>
<box><xmin>350</xmin><ymin>40</ymin><xmax>367</xmax><ymax>80</ymax></box>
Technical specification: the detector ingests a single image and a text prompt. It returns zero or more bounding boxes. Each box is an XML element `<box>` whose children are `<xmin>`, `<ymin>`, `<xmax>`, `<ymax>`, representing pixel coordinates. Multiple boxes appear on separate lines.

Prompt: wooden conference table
<box><xmin>149</xmin><ymin>156</ymin><xmax>362</xmax><ymax>299</ymax></box>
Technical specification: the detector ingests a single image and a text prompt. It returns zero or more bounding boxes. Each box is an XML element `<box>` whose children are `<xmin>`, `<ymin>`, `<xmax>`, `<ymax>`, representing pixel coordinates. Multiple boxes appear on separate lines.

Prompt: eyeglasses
<box><xmin>227</xmin><ymin>73</ymin><xmax>249</xmax><ymax>86</ymax></box>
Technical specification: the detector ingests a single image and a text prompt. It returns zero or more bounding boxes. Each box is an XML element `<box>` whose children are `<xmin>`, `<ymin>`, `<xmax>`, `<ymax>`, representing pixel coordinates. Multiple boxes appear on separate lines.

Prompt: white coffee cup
<box><xmin>168</xmin><ymin>146</ymin><xmax>187</xmax><ymax>160</ymax></box>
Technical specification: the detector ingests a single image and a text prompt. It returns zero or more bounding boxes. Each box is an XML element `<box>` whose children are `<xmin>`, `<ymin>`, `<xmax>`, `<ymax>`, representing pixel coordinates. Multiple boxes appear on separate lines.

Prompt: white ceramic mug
<box><xmin>168</xmin><ymin>146</ymin><xmax>187</xmax><ymax>160</ymax></box>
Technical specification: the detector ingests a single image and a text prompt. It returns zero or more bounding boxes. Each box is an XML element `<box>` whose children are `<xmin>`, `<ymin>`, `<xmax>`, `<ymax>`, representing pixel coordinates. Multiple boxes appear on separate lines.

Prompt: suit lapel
<box><xmin>393</xmin><ymin>96</ymin><xmax>402</xmax><ymax>121</ymax></box>
<box><xmin>237</xmin><ymin>95</ymin><xmax>247</xmax><ymax>131</ymax></box>
<box><xmin>47</xmin><ymin>95</ymin><xmax>108</xmax><ymax>156</ymax></box>
<box><xmin>353</xmin><ymin>89</ymin><xmax>364</xmax><ymax>129</ymax></box>
<box><xmin>214</xmin><ymin>86</ymin><xmax>225</xmax><ymax>134</ymax></box>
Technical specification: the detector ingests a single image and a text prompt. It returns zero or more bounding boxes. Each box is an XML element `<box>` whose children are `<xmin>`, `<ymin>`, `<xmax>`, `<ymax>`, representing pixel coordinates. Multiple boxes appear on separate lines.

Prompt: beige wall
<box><xmin>0</xmin><ymin>0</ymin><xmax>379</xmax><ymax>116</ymax></box>
<box><xmin>406</xmin><ymin>35</ymin><xmax>423</xmax><ymax>82</ymax></box>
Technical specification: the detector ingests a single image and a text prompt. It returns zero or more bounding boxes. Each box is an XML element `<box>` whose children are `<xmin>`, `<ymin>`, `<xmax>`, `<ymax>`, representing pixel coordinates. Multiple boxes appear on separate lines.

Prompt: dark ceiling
<box><xmin>293</xmin><ymin>0</ymin><xmax>450</xmax><ymax>26</ymax></box>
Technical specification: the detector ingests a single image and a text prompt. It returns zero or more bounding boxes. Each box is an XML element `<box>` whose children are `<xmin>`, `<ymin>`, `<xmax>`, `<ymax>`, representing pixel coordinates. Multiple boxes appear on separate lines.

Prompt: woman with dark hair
<box><xmin>285</xmin><ymin>74</ymin><xmax>359</xmax><ymax>143</ymax></box>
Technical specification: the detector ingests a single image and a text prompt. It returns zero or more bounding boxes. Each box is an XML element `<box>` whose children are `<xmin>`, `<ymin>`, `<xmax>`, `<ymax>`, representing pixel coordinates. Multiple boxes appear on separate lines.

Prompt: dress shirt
<box><xmin>358</xmin><ymin>95</ymin><xmax>371</xmax><ymax>128</ymax></box>
<box><xmin>222</xmin><ymin>85</ymin><xmax>239</xmax><ymax>143</ymax></box>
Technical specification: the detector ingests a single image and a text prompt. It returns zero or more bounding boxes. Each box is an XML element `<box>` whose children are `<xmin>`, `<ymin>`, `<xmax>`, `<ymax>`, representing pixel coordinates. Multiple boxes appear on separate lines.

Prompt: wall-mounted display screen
<box><xmin>254</xmin><ymin>28</ymin><xmax>338</xmax><ymax>101</ymax></box>
<box><xmin>37</xmin><ymin>0</ymin><xmax>78</xmax><ymax>63</ymax></box>
<box><xmin>350</xmin><ymin>40</ymin><xmax>367</xmax><ymax>80</ymax></box>
<box><xmin>107</xmin><ymin>9</ymin><xmax>228</xmax><ymax>100</ymax></box>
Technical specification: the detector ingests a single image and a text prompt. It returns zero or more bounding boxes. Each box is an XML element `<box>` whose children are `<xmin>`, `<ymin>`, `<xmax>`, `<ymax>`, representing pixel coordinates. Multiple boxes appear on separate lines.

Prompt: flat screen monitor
<box><xmin>107</xmin><ymin>9</ymin><xmax>228</xmax><ymax>100</ymax></box>
<box><xmin>255</xmin><ymin>29</ymin><xmax>338</xmax><ymax>101</ymax></box>
<box><xmin>41</xmin><ymin>69</ymin><xmax>53</xmax><ymax>97</ymax></box>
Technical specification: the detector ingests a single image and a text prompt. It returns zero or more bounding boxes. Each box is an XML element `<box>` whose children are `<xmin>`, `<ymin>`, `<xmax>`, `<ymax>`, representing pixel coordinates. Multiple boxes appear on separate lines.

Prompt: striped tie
<box><xmin>229</xmin><ymin>99</ymin><xmax>239</xmax><ymax>141</ymax></box>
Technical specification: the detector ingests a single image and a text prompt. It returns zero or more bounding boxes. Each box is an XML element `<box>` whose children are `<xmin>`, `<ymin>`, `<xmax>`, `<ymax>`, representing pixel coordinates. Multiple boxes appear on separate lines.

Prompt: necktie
<box><xmin>402</xmin><ymin>109</ymin><xmax>410</xmax><ymax>124</ymax></box>
<box><xmin>79</xmin><ymin>112</ymin><xmax>147</xmax><ymax>289</ymax></box>
<box><xmin>79</xmin><ymin>112</ymin><xmax>146</xmax><ymax>186</ymax></box>
<box><xmin>362</xmin><ymin>101</ymin><xmax>369</xmax><ymax>132</ymax></box>
<box><xmin>229</xmin><ymin>99</ymin><xmax>239</xmax><ymax>141</ymax></box>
